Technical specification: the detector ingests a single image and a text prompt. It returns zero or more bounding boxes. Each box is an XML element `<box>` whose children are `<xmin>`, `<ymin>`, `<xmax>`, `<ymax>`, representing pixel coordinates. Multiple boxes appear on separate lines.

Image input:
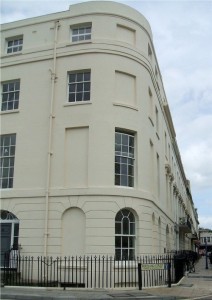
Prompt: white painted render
<box><xmin>0</xmin><ymin>1</ymin><xmax>199</xmax><ymax>257</ymax></box>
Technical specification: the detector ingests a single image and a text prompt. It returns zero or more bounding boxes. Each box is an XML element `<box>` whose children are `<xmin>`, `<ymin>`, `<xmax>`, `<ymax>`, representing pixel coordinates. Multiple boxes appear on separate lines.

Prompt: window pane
<box><xmin>122</xmin><ymin>209</ymin><xmax>130</xmax><ymax>217</ymax></box>
<box><xmin>69</xmin><ymin>84</ymin><xmax>76</xmax><ymax>93</ymax></box>
<box><xmin>69</xmin><ymin>93</ymin><xmax>75</xmax><ymax>102</ymax></box>
<box><xmin>115</xmin><ymin>236</ymin><xmax>121</xmax><ymax>247</ymax></box>
<box><xmin>129</xmin><ymin>237</ymin><xmax>135</xmax><ymax>247</ymax></box>
<box><xmin>84</xmin><ymin>92</ymin><xmax>90</xmax><ymax>101</ymax></box>
<box><xmin>72</xmin><ymin>36</ymin><xmax>78</xmax><ymax>42</ymax></box>
<box><xmin>115</xmin><ymin>163</ymin><xmax>120</xmax><ymax>174</ymax></box>
<box><xmin>84</xmin><ymin>72</ymin><xmax>90</xmax><ymax>81</ymax></box>
<box><xmin>77</xmin><ymin>83</ymin><xmax>83</xmax><ymax>92</ymax></box>
<box><xmin>72</xmin><ymin>29</ymin><xmax>78</xmax><ymax>35</ymax></box>
<box><xmin>115</xmin><ymin>222</ymin><xmax>121</xmax><ymax>234</ymax></box>
<box><xmin>121</xmin><ymin>175</ymin><xmax>128</xmax><ymax>186</ymax></box>
<box><xmin>121</xmin><ymin>164</ymin><xmax>127</xmax><ymax>175</ymax></box>
<box><xmin>129</xmin><ymin>212</ymin><xmax>135</xmax><ymax>222</ymax></box>
<box><xmin>69</xmin><ymin>74</ymin><xmax>76</xmax><ymax>83</ymax></box>
<box><xmin>129</xmin><ymin>176</ymin><xmax>134</xmax><ymax>187</ymax></box>
<box><xmin>115</xmin><ymin>249</ymin><xmax>121</xmax><ymax>261</ymax></box>
<box><xmin>115</xmin><ymin>132</ymin><xmax>121</xmax><ymax>144</ymax></box>
<box><xmin>76</xmin><ymin>93</ymin><xmax>83</xmax><ymax>101</ymax></box>
<box><xmin>122</xmin><ymin>236</ymin><xmax>128</xmax><ymax>248</ymax></box>
<box><xmin>129</xmin><ymin>249</ymin><xmax>135</xmax><ymax>260</ymax></box>
<box><xmin>84</xmin><ymin>82</ymin><xmax>90</xmax><ymax>91</ymax></box>
<box><xmin>122</xmin><ymin>249</ymin><xmax>128</xmax><ymax>260</ymax></box>
<box><xmin>115</xmin><ymin>210</ymin><xmax>123</xmax><ymax>222</ymax></box>
<box><xmin>123</xmin><ymin>217</ymin><xmax>129</xmax><ymax>234</ymax></box>
<box><xmin>86</xmin><ymin>27</ymin><xmax>91</xmax><ymax>33</ymax></box>
<box><xmin>85</xmin><ymin>34</ymin><xmax>91</xmax><ymax>40</ymax></box>
<box><xmin>115</xmin><ymin>174</ymin><xmax>120</xmax><ymax>185</ymax></box>
<box><xmin>79</xmin><ymin>35</ymin><xmax>84</xmax><ymax>41</ymax></box>
<box><xmin>77</xmin><ymin>73</ymin><xmax>83</xmax><ymax>82</ymax></box>
<box><xmin>122</xmin><ymin>134</ymin><xmax>128</xmax><ymax>146</ymax></box>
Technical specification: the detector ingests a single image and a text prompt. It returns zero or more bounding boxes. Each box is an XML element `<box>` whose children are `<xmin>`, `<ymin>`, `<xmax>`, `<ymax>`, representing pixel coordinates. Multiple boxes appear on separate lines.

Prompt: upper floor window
<box><xmin>1</xmin><ymin>80</ymin><xmax>20</xmax><ymax>111</ymax></box>
<box><xmin>71</xmin><ymin>24</ymin><xmax>91</xmax><ymax>42</ymax></box>
<box><xmin>0</xmin><ymin>134</ymin><xmax>16</xmax><ymax>189</ymax></box>
<box><xmin>68</xmin><ymin>70</ymin><xmax>91</xmax><ymax>103</ymax></box>
<box><xmin>115</xmin><ymin>131</ymin><xmax>135</xmax><ymax>187</ymax></box>
<box><xmin>7</xmin><ymin>37</ymin><xmax>23</xmax><ymax>54</ymax></box>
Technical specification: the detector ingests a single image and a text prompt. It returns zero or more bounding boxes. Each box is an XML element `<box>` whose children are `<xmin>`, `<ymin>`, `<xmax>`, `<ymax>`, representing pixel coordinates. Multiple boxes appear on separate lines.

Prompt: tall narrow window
<box><xmin>71</xmin><ymin>24</ymin><xmax>91</xmax><ymax>42</ymax></box>
<box><xmin>115</xmin><ymin>131</ymin><xmax>135</xmax><ymax>187</ymax></box>
<box><xmin>7</xmin><ymin>37</ymin><xmax>23</xmax><ymax>54</ymax></box>
<box><xmin>115</xmin><ymin>209</ymin><xmax>135</xmax><ymax>260</ymax></box>
<box><xmin>68</xmin><ymin>71</ymin><xmax>91</xmax><ymax>102</ymax></box>
<box><xmin>0</xmin><ymin>134</ymin><xmax>16</xmax><ymax>189</ymax></box>
<box><xmin>1</xmin><ymin>80</ymin><xmax>20</xmax><ymax>111</ymax></box>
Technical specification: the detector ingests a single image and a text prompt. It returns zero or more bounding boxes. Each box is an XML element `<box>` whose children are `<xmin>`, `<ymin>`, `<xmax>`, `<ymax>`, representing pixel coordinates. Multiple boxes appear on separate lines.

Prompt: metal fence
<box><xmin>3</xmin><ymin>253</ymin><xmax>177</xmax><ymax>289</ymax></box>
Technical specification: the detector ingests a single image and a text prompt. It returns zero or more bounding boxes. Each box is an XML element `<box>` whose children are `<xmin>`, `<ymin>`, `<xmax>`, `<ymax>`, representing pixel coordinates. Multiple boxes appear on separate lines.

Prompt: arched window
<box><xmin>115</xmin><ymin>209</ymin><xmax>135</xmax><ymax>260</ymax></box>
<box><xmin>0</xmin><ymin>210</ymin><xmax>19</xmax><ymax>267</ymax></box>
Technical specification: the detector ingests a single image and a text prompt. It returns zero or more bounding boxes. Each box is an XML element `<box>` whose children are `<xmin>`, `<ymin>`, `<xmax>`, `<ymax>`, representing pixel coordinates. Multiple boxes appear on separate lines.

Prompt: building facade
<box><xmin>0</xmin><ymin>1</ymin><xmax>199</xmax><ymax>264</ymax></box>
<box><xmin>199</xmin><ymin>228</ymin><xmax>212</xmax><ymax>253</ymax></box>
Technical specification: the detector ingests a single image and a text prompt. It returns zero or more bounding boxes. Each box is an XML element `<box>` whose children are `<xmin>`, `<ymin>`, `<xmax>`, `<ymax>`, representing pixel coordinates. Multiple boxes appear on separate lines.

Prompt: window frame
<box><xmin>0</xmin><ymin>134</ymin><xmax>16</xmax><ymax>189</ymax></box>
<box><xmin>115</xmin><ymin>209</ymin><xmax>136</xmax><ymax>261</ymax></box>
<box><xmin>6</xmin><ymin>36</ymin><xmax>23</xmax><ymax>54</ymax></box>
<box><xmin>115</xmin><ymin>130</ymin><xmax>135</xmax><ymax>187</ymax></box>
<box><xmin>71</xmin><ymin>24</ymin><xmax>92</xmax><ymax>43</ymax></box>
<box><xmin>1</xmin><ymin>79</ymin><xmax>20</xmax><ymax>112</ymax></box>
<box><xmin>67</xmin><ymin>70</ymin><xmax>91</xmax><ymax>103</ymax></box>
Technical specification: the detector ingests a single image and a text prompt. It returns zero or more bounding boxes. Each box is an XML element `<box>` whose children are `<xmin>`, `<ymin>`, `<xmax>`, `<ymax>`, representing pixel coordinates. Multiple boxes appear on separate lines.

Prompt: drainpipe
<box><xmin>44</xmin><ymin>20</ymin><xmax>60</xmax><ymax>257</ymax></box>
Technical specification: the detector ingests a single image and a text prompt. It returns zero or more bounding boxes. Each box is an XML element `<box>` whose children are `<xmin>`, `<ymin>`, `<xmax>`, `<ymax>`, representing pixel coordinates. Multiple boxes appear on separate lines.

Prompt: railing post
<box><xmin>138</xmin><ymin>262</ymin><xmax>142</xmax><ymax>290</ymax></box>
<box><xmin>167</xmin><ymin>262</ymin><xmax>171</xmax><ymax>288</ymax></box>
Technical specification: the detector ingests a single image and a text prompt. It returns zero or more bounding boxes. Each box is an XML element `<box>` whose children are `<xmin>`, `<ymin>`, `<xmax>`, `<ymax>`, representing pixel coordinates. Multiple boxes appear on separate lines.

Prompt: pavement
<box><xmin>1</xmin><ymin>257</ymin><xmax>212</xmax><ymax>300</ymax></box>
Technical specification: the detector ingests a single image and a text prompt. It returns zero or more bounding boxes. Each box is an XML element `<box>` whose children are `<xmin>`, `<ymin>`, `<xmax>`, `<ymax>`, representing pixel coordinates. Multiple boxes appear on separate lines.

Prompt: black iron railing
<box><xmin>3</xmin><ymin>253</ymin><xmax>176</xmax><ymax>288</ymax></box>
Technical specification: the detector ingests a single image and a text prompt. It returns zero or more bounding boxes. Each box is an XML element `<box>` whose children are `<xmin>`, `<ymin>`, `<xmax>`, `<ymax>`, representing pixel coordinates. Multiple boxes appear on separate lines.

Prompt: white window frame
<box><xmin>71</xmin><ymin>24</ymin><xmax>92</xmax><ymax>42</ymax></box>
<box><xmin>68</xmin><ymin>70</ymin><xmax>91</xmax><ymax>103</ymax></box>
<box><xmin>1</xmin><ymin>80</ymin><xmax>20</xmax><ymax>111</ymax></box>
<box><xmin>115</xmin><ymin>209</ymin><xmax>136</xmax><ymax>260</ymax></box>
<box><xmin>6</xmin><ymin>36</ymin><xmax>23</xmax><ymax>54</ymax></box>
<box><xmin>115</xmin><ymin>131</ymin><xmax>135</xmax><ymax>187</ymax></box>
<box><xmin>0</xmin><ymin>134</ymin><xmax>16</xmax><ymax>189</ymax></box>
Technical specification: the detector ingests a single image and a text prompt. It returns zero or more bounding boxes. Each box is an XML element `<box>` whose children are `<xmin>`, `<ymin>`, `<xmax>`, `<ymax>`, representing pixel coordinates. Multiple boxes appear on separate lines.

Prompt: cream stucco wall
<box><xmin>0</xmin><ymin>1</ymin><xmax>198</xmax><ymax>257</ymax></box>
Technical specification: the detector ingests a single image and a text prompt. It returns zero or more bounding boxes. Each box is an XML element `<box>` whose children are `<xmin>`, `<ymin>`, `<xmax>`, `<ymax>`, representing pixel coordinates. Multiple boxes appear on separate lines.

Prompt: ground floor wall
<box><xmin>1</xmin><ymin>194</ymin><xmax>178</xmax><ymax>258</ymax></box>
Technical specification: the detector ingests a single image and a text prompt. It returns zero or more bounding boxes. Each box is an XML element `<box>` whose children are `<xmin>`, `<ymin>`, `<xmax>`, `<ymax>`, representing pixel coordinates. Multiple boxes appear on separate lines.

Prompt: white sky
<box><xmin>1</xmin><ymin>0</ymin><xmax>212</xmax><ymax>229</ymax></box>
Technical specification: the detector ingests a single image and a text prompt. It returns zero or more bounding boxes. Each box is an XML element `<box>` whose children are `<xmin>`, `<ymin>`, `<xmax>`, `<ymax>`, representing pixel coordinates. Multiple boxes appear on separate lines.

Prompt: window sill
<box><xmin>64</xmin><ymin>101</ymin><xmax>92</xmax><ymax>107</ymax></box>
<box><xmin>113</xmin><ymin>102</ymin><xmax>138</xmax><ymax>111</ymax></box>
<box><xmin>2</xmin><ymin>52</ymin><xmax>23</xmax><ymax>58</ymax></box>
<box><xmin>0</xmin><ymin>109</ymin><xmax>20</xmax><ymax>115</ymax></box>
<box><xmin>115</xmin><ymin>185</ymin><xmax>134</xmax><ymax>189</ymax></box>
<box><xmin>66</xmin><ymin>40</ymin><xmax>92</xmax><ymax>47</ymax></box>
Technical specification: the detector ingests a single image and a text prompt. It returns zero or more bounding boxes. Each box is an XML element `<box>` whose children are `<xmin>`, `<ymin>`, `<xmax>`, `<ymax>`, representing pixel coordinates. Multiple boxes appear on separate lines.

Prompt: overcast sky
<box><xmin>1</xmin><ymin>0</ymin><xmax>212</xmax><ymax>229</ymax></box>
